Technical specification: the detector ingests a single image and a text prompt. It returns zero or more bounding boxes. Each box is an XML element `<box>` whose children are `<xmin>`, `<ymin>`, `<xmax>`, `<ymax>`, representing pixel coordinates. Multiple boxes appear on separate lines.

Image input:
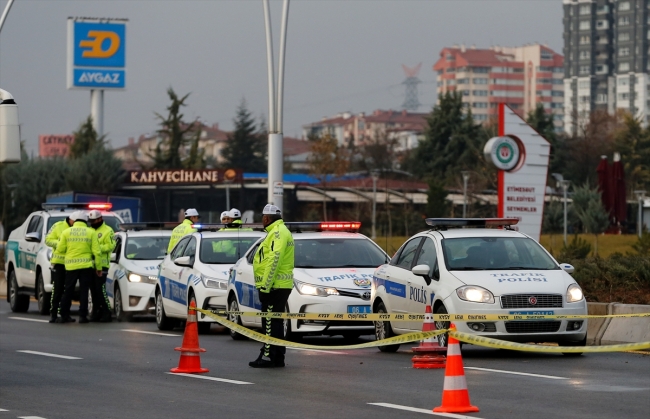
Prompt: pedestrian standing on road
<box><xmin>167</xmin><ymin>208</ymin><xmax>200</xmax><ymax>254</ymax></box>
<box><xmin>249</xmin><ymin>204</ymin><xmax>294</xmax><ymax>368</ymax></box>
<box><xmin>45</xmin><ymin>214</ymin><xmax>75</xmax><ymax>323</ymax></box>
<box><xmin>56</xmin><ymin>211</ymin><xmax>102</xmax><ymax>324</ymax></box>
<box><xmin>88</xmin><ymin>210</ymin><xmax>115</xmax><ymax>322</ymax></box>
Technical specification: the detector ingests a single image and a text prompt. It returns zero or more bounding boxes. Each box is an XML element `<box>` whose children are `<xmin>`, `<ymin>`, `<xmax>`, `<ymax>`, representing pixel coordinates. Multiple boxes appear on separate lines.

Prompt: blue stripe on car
<box><xmin>159</xmin><ymin>275</ymin><xmax>187</xmax><ymax>304</ymax></box>
<box><xmin>374</xmin><ymin>277</ymin><xmax>406</xmax><ymax>298</ymax></box>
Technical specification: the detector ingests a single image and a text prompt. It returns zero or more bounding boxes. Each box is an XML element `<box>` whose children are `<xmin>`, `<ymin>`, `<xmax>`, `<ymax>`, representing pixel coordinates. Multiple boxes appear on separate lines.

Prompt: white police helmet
<box><xmin>228</xmin><ymin>208</ymin><xmax>241</xmax><ymax>218</ymax></box>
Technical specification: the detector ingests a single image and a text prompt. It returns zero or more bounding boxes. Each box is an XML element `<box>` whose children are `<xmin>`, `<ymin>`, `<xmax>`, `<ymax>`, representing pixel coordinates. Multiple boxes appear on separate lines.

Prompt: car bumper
<box><xmin>442</xmin><ymin>297</ymin><xmax>588</xmax><ymax>343</ymax></box>
<box><xmin>122</xmin><ymin>282</ymin><xmax>156</xmax><ymax>314</ymax></box>
<box><xmin>196</xmin><ymin>288</ymin><xmax>228</xmax><ymax>322</ymax></box>
<box><xmin>290</xmin><ymin>294</ymin><xmax>374</xmax><ymax>335</ymax></box>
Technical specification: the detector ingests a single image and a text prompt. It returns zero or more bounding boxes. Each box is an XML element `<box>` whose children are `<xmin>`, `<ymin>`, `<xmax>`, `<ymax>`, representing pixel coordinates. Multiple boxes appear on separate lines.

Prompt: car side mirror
<box><xmin>560</xmin><ymin>263</ymin><xmax>575</xmax><ymax>275</ymax></box>
<box><xmin>25</xmin><ymin>232</ymin><xmax>41</xmax><ymax>242</ymax></box>
<box><xmin>110</xmin><ymin>253</ymin><xmax>117</xmax><ymax>263</ymax></box>
<box><xmin>174</xmin><ymin>256</ymin><xmax>192</xmax><ymax>267</ymax></box>
<box><xmin>412</xmin><ymin>264</ymin><xmax>432</xmax><ymax>286</ymax></box>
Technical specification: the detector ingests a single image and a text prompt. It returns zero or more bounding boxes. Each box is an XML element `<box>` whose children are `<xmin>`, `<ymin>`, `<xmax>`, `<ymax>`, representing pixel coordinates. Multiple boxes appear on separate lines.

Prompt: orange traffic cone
<box><xmin>412</xmin><ymin>304</ymin><xmax>446</xmax><ymax>369</ymax></box>
<box><xmin>170</xmin><ymin>300</ymin><xmax>209</xmax><ymax>374</ymax></box>
<box><xmin>433</xmin><ymin>323</ymin><xmax>479</xmax><ymax>413</ymax></box>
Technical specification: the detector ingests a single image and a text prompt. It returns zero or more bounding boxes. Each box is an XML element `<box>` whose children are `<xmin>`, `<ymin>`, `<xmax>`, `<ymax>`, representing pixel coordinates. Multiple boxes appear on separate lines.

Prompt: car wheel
<box><xmin>9</xmin><ymin>270</ymin><xmax>29</xmax><ymax>313</ymax></box>
<box><xmin>559</xmin><ymin>336</ymin><xmax>587</xmax><ymax>356</ymax></box>
<box><xmin>435</xmin><ymin>305</ymin><xmax>450</xmax><ymax>348</ymax></box>
<box><xmin>283</xmin><ymin>304</ymin><xmax>301</xmax><ymax>342</ymax></box>
<box><xmin>227</xmin><ymin>297</ymin><xmax>247</xmax><ymax>340</ymax></box>
<box><xmin>155</xmin><ymin>290</ymin><xmax>174</xmax><ymax>330</ymax></box>
<box><xmin>115</xmin><ymin>286</ymin><xmax>132</xmax><ymax>322</ymax></box>
<box><xmin>375</xmin><ymin>301</ymin><xmax>399</xmax><ymax>353</ymax></box>
<box><xmin>190</xmin><ymin>294</ymin><xmax>210</xmax><ymax>335</ymax></box>
<box><xmin>87</xmin><ymin>288</ymin><xmax>94</xmax><ymax>317</ymax></box>
<box><xmin>36</xmin><ymin>272</ymin><xmax>51</xmax><ymax>315</ymax></box>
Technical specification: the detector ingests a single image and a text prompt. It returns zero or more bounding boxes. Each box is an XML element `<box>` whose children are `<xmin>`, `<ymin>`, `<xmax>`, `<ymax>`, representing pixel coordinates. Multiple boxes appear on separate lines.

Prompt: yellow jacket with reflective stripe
<box><xmin>94</xmin><ymin>222</ymin><xmax>116</xmax><ymax>269</ymax></box>
<box><xmin>55</xmin><ymin>221</ymin><xmax>102</xmax><ymax>270</ymax></box>
<box><xmin>167</xmin><ymin>219</ymin><xmax>196</xmax><ymax>253</ymax></box>
<box><xmin>45</xmin><ymin>220</ymin><xmax>69</xmax><ymax>265</ymax></box>
<box><xmin>253</xmin><ymin>219</ymin><xmax>294</xmax><ymax>292</ymax></box>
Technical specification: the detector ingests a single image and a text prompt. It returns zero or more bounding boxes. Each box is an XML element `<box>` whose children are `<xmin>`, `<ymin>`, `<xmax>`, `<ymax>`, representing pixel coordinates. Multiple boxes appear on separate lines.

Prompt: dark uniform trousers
<box><xmin>90</xmin><ymin>270</ymin><xmax>111</xmax><ymax>318</ymax></box>
<box><xmin>258</xmin><ymin>288</ymin><xmax>292</xmax><ymax>361</ymax></box>
<box><xmin>60</xmin><ymin>268</ymin><xmax>93</xmax><ymax>318</ymax></box>
<box><xmin>49</xmin><ymin>264</ymin><xmax>66</xmax><ymax>316</ymax></box>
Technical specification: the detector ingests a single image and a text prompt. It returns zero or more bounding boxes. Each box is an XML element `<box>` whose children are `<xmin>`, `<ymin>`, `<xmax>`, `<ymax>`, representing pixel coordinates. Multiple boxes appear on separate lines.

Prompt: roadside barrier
<box><xmin>171</xmin><ymin>301</ymin><xmax>209</xmax><ymax>374</ymax></box>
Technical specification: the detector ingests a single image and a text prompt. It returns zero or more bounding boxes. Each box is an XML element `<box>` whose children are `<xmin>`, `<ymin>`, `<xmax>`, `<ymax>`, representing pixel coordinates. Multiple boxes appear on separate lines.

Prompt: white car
<box><xmin>371</xmin><ymin>218</ymin><xmax>587</xmax><ymax>353</ymax></box>
<box><xmin>4</xmin><ymin>203</ymin><xmax>122</xmax><ymax>315</ymax></box>
<box><xmin>227</xmin><ymin>222</ymin><xmax>390</xmax><ymax>340</ymax></box>
<box><xmin>155</xmin><ymin>228</ymin><xmax>265</xmax><ymax>333</ymax></box>
<box><xmin>106</xmin><ymin>225</ymin><xmax>172</xmax><ymax>321</ymax></box>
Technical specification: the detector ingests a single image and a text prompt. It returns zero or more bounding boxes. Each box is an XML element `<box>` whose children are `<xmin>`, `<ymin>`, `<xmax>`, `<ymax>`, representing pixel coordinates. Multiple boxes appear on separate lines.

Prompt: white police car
<box><xmin>106</xmin><ymin>223</ymin><xmax>173</xmax><ymax>321</ymax></box>
<box><xmin>155</xmin><ymin>227</ymin><xmax>265</xmax><ymax>333</ymax></box>
<box><xmin>227</xmin><ymin>222</ymin><xmax>390</xmax><ymax>340</ymax></box>
<box><xmin>4</xmin><ymin>203</ymin><xmax>122</xmax><ymax>315</ymax></box>
<box><xmin>371</xmin><ymin>218</ymin><xmax>587</xmax><ymax>353</ymax></box>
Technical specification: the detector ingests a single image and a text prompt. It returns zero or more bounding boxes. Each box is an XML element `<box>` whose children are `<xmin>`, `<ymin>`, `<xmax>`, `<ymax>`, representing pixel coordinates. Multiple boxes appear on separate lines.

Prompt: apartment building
<box><xmin>563</xmin><ymin>0</ymin><xmax>649</xmax><ymax>133</ymax></box>
<box><xmin>433</xmin><ymin>44</ymin><xmax>565</xmax><ymax>130</ymax></box>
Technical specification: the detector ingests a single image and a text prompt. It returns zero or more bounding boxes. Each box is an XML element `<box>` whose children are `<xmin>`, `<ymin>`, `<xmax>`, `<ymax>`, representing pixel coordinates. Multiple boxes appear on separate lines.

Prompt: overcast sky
<box><xmin>0</xmin><ymin>0</ymin><xmax>563</xmax><ymax>155</ymax></box>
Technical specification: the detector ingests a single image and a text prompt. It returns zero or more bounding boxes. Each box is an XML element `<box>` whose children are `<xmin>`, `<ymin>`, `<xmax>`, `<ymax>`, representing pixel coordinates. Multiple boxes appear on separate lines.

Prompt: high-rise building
<box><xmin>433</xmin><ymin>44</ymin><xmax>564</xmax><ymax>130</ymax></box>
<box><xmin>563</xmin><ymin>0</ymin><xmax>649</xmax><ymax>133</ymax></box>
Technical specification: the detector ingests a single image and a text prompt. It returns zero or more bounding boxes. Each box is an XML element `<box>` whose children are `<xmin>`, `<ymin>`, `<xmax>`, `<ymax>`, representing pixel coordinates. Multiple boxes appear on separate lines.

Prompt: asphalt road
<box><xmin>1</xmin><ymin>300</ymin><xmax>649</xmax><ymax>419</ymax></box>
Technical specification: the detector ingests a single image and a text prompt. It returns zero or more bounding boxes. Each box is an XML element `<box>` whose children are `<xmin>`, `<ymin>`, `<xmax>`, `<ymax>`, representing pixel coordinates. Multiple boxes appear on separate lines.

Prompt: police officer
<box><xmin>56</xmin><ymin>211</ymin><xmax>101</xmax><ymax>324</ymax></box>
<box><xmin>88</xmin><ymin>210</ymin><xmax>115</xmax><ymax>322</ymax></box>
<box><xmin>45</xmin><ymin>213</ymin><xmax>75</xmax><ymax>323</ymax></box>
<box><xmin>167</xmin><ymin>208</ymin><xmax>199</xmax><ymax>253</ymax></box>
<box><xmin>220</xmin><ymin>208</ymin><xmax>252</xmax><ymax>231</ymax></box>
<box><xmin>249</xmin><ymin>204</ymin><xmax>294</xmax><ymax>368</ymax></box>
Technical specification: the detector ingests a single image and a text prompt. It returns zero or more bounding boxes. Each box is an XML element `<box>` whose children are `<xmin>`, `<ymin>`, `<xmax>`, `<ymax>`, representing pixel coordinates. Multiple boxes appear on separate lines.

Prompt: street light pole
<box><xmin>371</xmin><ymin>171</ymin><xmax>379</xmax><ymax>239</ymax></box>
<box><xmin>0</xmin><ymin>0</ymin><xmax>15</xmax><ymax>34</ymax></box>
<box><xmin>634</xmin><ymin>190</ymin><xmax>646</xmax><ymax>238</ymax></box>
<box><xmin>461</xmin><ymin>171</ymin><xmax>470</xmax><ymax>218</ymax></box>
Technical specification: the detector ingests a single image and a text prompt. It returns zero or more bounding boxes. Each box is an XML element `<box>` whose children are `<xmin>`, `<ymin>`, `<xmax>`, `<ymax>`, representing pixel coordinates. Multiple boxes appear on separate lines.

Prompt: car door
<box><xmin>159</xmin><ymin>236</ymin><xmax>190</xmax><ymax>316</ymax></box>
<box><xmin>106</xmin><ymin>234</ymin><xmax>123</xmax><ymax>306</ymax></box>
<box><xmin>380</xmin><ymin>237</ymin><xmax>423</xmax><ymax>332</ymax></box>
<box><xmin>179</xmin><ymin>237</ymin><xmax>198</xmax><ymax>311</ymax></box>
<box><xmin>17</xmin><ymin>215</ymin><xmax>43</xmax><ymax>287</ymax></box>
<box><xmin>235</xmin><ymin>241</ymin><xmax>262</xmax><ymax>326</ymax></box>
<box><xmin>408</xmin><ymin>237</ymin><xmax>441</xmax><ymax>321</ymax></box>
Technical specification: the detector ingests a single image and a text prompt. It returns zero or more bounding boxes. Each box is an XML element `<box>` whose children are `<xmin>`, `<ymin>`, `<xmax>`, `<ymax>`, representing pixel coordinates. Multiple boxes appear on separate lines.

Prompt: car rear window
<box><xmin>441</xmin><ymin>237</ymin><xmax>559</xmax><ymax>271</ymax></box>
<box><xmin>295</xmin><ymin>238</ymin><xmax>388</xmax><ymax>269</ymax></box>
<box><xmin>200</xmin><ymin>237</ymin><xmax>260</xmax><ymax>264</ymax></box>
<box><xmin>125</xmin><ymin>236</ymin><xmax>169</xmax><ymax>260</ymax></box>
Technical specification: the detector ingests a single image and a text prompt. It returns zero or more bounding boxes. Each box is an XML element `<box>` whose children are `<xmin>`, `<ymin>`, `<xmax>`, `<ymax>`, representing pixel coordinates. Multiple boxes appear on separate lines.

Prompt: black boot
<box><xmin>249</xmin><ymin>356</ymin><xmax>276</xmax><ymax>368</ymax></box>
<box><xmin>56</xmin><ymin>316</ymin><xmax>76</xmax><ymax>323</ymax></box>
<box><xmin>49</xmin><ymin>314</ymin><xmax>58</xmax><ymax>323</ymax></box>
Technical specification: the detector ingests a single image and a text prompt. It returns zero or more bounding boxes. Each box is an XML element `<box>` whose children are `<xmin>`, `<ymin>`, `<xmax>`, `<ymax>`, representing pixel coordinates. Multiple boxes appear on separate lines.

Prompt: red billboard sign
<box><xmin>39</xmin><ymin>135</ymin><xmax>74</xmax><ymax>157</ymax></box>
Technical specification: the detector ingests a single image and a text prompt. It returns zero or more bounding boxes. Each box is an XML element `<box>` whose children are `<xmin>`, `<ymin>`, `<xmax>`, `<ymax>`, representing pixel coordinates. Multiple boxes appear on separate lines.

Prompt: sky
<box><xmin>0</xmin><ymin>0</ymin><xmax>564</xmax><ymax>156</ymax></box>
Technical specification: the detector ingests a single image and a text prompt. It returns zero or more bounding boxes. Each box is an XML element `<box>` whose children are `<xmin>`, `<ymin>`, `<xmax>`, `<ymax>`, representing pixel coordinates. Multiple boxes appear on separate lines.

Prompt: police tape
<box><xmin>449</xmin><ymin>330</ymin><xmax>650</xmax><ymax>353</ymax></box>
<box><xmin>205</xmin><ymin>309</ymin><xmax>650</xmax><ymax>322</ymax></box>
<box><xmin>196</xmin><ymin>308</ymin><xmax>446</xmax><ymax>350</ymax></box>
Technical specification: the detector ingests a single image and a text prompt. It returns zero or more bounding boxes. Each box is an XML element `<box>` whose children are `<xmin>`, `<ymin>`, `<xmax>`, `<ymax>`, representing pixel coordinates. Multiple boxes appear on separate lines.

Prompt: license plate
<box><xmin>509</xmin><ymin>311</ymin><xmax>555</xmax><ymax>315</ymax></box>
<box><xmin>347</xmin><ymin>305</ymin><xmax>371</xmax><ymax>314</ymax></box>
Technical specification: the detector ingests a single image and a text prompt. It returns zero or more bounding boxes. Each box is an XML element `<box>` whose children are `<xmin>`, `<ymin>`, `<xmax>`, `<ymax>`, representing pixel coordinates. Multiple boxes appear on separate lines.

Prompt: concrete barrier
<box><xmin>600</xmin><ymin>303</ymin><xmax>650</xmax><ymax>345</ymax></box>
<box><xmin>586</xmin><ymin>302</ymin><xmax>610</xmax><ymax>346</ymax></box>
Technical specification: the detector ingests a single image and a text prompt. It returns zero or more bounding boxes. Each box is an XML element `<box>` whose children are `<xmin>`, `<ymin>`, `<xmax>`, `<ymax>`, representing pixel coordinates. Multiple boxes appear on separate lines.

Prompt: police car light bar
<box><xmin>425</xmin><ymin>218</ymin><xmax>519</xmax><ymax>229</ymax></box>
<box><xmin>120</xmin><ymin>222</ymin><xmax>178</xmax><ymax>231</ymax></box>
<box><xmin>285</xmin><ymin>221</ymin><xmax>361</xmax><ymax>232</ymax></box>
<box><xmin>87</xmin><ymin>203</ymin><xmax>112</xmax><ymax>210</ymax></box>
<box><xmin>42</xmin><ymin>202</ymin><xmax>113</xmax><ymax>211</ymax></box>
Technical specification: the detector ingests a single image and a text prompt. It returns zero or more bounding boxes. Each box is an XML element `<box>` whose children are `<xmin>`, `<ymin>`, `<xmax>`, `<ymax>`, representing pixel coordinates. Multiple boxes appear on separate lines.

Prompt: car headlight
<box><xmin>566</xmin><ymin>283</ymin><xmax>584</xmax><ymax>302</ymax></box>
<box><xmin>201</xmin><ymin>274</ymin><xmax>228</xmax><ymax>290</ymax></box>
<box><xmin>456</xmin><ymin>286</ymin><xmax>495</xmax><ymax>304</ymax></box>
<box><xmin>295</xmin><ymin>280</ymin><xmax>339</xmax><ymax>296</ymax></box>
<box><xmin>127</xmin><ymin>273</ymin><xmax>157</xmax><ymax>284</ymax></box>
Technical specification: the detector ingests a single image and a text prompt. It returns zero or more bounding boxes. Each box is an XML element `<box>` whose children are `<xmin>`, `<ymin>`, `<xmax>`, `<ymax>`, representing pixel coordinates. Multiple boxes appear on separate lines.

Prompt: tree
<box><xmin>307</xmin><ymin>132</ymin><xmax>350</xmax><ymax>219</ymax></box>
<box><xmin>571</xmin><ymin>183</ymin><xmax>610</xmax><ymax>255</ymax></box>
<box><xmin>221</xmin><ymin>100</ymin><xmax>267</xmax><ymax>172</ymax></box>
<box><xmin>65</xmin><ymin>147</ymin><xmax>125</xmax><ymax>192</ymax></box>
<box><xmin>613</xmin><ymin>113</ymin><xmax>650</xmax><ymax>196</ymax></box>
<box><xmin>150</xmin><ymin>88</ymin><xmax>197</xmax><ymax>169</ymax></box>
<box><xmin>183</xmin><ymin>127</ymin><xmax>206</xmax><ymax>170</ymax></box>
<box><xmin>543</xmin><ymin>200</ymin><xmax>564</xmax><ymax>252</ymax></box>
<box><xmin>69</xmin><ymin>116</ymin><xmax>107</xmax><ymax>159</ymax></box>
<box><xmin>426</xmin><ymin>178</ymin><xmax>450</xmax><ymax>218</ymax></box>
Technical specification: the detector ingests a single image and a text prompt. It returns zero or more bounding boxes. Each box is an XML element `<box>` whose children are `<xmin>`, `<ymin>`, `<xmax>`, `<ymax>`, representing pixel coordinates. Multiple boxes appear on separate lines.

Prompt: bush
<box><xmin>557</xmin><ymin>235</ymin><xmax>592</xmax><ymax>260</ymax></box>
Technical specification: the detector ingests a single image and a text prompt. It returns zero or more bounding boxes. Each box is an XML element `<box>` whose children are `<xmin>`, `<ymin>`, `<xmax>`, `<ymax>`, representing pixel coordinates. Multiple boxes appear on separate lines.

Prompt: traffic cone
<box><xmin>412</xmin><ymin>304</ymin><xmax>446</xmax><ymax>369</ymax></box>
<box><xmin>433</xmin><ymin>323</ymin><xmax>479</xmax><ymax>413</ymax></box>
<box><xmin>170</xmin><ymin>300</ymin><xmax>209</xmax><ymax>374</ymax></box>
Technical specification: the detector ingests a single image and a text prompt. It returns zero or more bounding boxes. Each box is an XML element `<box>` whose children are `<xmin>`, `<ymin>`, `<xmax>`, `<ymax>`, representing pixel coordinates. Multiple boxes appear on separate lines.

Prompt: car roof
<box><xmin>292</xmin><ymin>232</ymin><xmax>370</xmax><ymax>240</ymax></box>
<box><xmin>433</xmin><ymin>228</ymin><xmax>528</xmax><ymax>239</ymax></box>
<box><xmin>197</xmin><ymin>231</ymin><xmax>266</xmax><ymax>239</ymax></box>
<box><xmin>119</xmin><ymin>230</ymin><xmax>172</xmax><ymax>238</ymax></box>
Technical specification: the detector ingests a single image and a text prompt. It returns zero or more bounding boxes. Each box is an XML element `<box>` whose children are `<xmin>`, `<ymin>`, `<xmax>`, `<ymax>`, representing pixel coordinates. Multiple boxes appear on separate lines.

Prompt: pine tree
<box><xmin>69</xmin><ymin>116</ymin><xmax>107</xmax><ymax>159</ymax></box>
<box><xmin>66</xmin><ymin>147</ymin><xmax>125</xmax><ymax>192</ymax></box>
<box><xmin>426</xmin><ymin>178</ymin><xmax>450</xmax><ymax>218</ymax></box>
<box><xmin>150</xmin><ymin>88</ymin><xmax>196</xmax><ymax>169</ymax></box>
<box><xmin>221</xmin><ymin>100</ymin><xmax>267</xmax><ymax>172</ymax></box>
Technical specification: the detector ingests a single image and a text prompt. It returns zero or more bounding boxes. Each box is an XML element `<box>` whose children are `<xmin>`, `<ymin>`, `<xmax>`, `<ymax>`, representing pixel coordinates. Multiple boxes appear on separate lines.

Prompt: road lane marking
<box><xmin>17</xmin><ymin>350</ymin><xmax>82</xmax><ymax>360</ymax></box>
<box><xmin>121</xmin><ymin>329</ymin><xmax>181</xmax><ymax>337</ymax></box>
<box><xmin>18</xmin><ymin>417</ymin><xmax>47</xmax><ymax>419</ymax></box>
<box><xmin>288</xmin><ymin>348</ymin><xmax>347</xmax><ymax>355</ymax></box>
<box><xmin>165</xmin><ymin>372</ymin><xmax>253</xmax><ymax>385</ymax></box>
<box><xmin>9</xmin><ymin>317</ymin><xmax>48</xmax><ymax>323</ymax></box>
<box><xmin>465</xmin><ymin>367</ymin><xmax>568</xmax><ymax>380</ymax></box>
<box><xmin>0</xmin><ymin>408</ymin><xmax>8</xmax><ymax>411</ymax></box>
<box><xmin>368</xmin><ymin>403</ymin><xmax>485</xmax><ymax>418</ymax></box>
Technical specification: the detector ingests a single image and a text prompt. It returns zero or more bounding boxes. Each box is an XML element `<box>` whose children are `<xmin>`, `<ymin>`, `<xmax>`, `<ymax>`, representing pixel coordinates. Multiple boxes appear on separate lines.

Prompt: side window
<box><xmin>183</xmin><ymin>237</ymin><xmax>197</xmax><ymax>263</ymax></box>
<box><xmin>26</xmin><ymin>216</ymin><xmax>42</xmax><ymax>235</ymax></box>
<box><xmin>246</xmin><ymin>242</ymin><xmax>261</xmax><ymax>265</ymax></box>
<box><xmin>113</xmin><ymin>236</ymin><xmax>123</xmax><ymax>262</ymax></box>
<box><xmin>171</xmin><ymin>237</ymin><xmax>190</xmax><ymax>260</ymax></box>
<box><xmin>415</xmin><ymin>238</ymin><xmax>439</xmax><ymax>278</ymax></box>
<box><xmin>392</xmin><ymin>238</ymin><xmax>423</xmax><ymax>270</ymax></box>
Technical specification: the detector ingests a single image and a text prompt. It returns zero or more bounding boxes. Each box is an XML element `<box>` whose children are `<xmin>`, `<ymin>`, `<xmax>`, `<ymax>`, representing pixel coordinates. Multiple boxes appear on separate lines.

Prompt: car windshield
<box><xmin>441</xmin><ymin>237</ymin><xmax>559</xmax><ymax>271</ymax></box>
<box><xmin>125</xmin><ymin>236</ymin><xmax>169</xmax><ymax>260</ymax></box>
<box><xmin>295</xmin><ymin>238</ymin><xmax>388</xmax><ymax>269</ymax></box>
<box><xmin>200</xmin><ymin>237</ymin><xmax>260</xmax><ymax>264</ymax></box>
<box><xmin>47</xmin><ymin>216</ymin><xmax>121</xmax><ymax>231</ymax></box>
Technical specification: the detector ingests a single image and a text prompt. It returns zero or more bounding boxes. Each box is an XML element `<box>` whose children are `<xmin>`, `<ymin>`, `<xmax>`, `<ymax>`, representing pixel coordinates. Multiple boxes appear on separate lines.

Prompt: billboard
<box><xmin>39</xmin><ymin>134</ymin><xmax>74</xmax><ymax>157</ymax></box>
<box><xmin>67</xmin><ymin>18</ymin><xmax>127</xmax><ymax>90</ymax></box>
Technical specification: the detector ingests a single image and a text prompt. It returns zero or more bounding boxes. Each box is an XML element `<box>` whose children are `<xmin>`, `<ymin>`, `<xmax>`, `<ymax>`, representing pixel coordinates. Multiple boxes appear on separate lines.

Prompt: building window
<box><xmin>579</xmin><ymin>35</ymin><xmax>591</xmax><ymax>44</ymax></box>
<box><xmin>619</xmin><ymin>2</ymin><xmax>630</xmax><ymax>11</ymax></box>
<box><xmin>619</xmin><ymin>47</ymin><xmax>630</xmax><ymax>57</ymax></box>
<box><xmin>551</xmin><ymin>91</ymin><xmax>565</xmax><ymax>97</ymax></box>
<box><xmin>472</xmin><ymin>102</ymin><xmax>488</xmax><ymax>108</ymax></box>
<box><xmin>471</xmin><ymin>67</ymin><xmax>490</xmax><ymax>73</ymax></box>
<box><xmin>618</xmin><ymin>77</ymin><xmax>629</xmax><ymax>86</ymax></box>
<box><xmin>472</xmin><ymin>90</ymin><xmax>489</xmax><ymax>96</ymax></box>
<box><xmin>446</xmin><ymin>54</ymin><xmax>454</xmax><ymax>60</ymax></box>
<box><xmin>618</xmin><ymin>93</ymin><xmax>630</xmax><ymax>101</ymax></box>
<box><xmin>462</xmin><ymin>90</ymin><xmax>470</xmax><ymax>96</ymax></box>
<box><xmin>619</xmin><ymin>32</ymin><xmax>630</xmax><ymax>42</ymax></box>
<box><xmin>553</xmin><ymin>67</ymin><xmax>564</xmax><ymax>73</ymax></box>
<box><xmin>595</xmin><ymin>64</ymin><xmax>608</xmax><ymax>74</ymax></box>
<box><xmin>551</xmin><ymin>102</ymin><xmax>564</xmax><ymax>109</ymax></box>
<box><xmin>457</xmin><ymin>78</ymin><xmax>469</xmax><ymax>84</ymax></box>
<box><xmin>579</xmin><ymin>5</ymin><xmax>591</xmax><ymax>15</ymax></box>
<box><xmin>447</xmin><ymin>80</ymin><xmax>456</xmax><ymax>86</ymax></box>
<box><xmin>596</xmin><ymin>20</ymin><xmax>608</xmax><ymax>29</ymax></box>
<box><xmin>578</xmin><ymin>80</ymin><xmax>590</xmax><ymax>89</ymax></box>
<box><xmin>580</xmin><ymin>50</ymin><xmax>591</xmax><ymax>60</ymax></box>
<box><xmin>619</xmin><ymin>62</ymin><xmax>630</xmax><ymax>72</ymax></box>
<box><xmin>596</xmin><ymin>94</ymin><xmax>608</xmax><ymax>104</ymax></box>
<box><xmin>490</xmin><ymin>90</ymin><xmax>524</xmax><ymax>98</ymax></box>
<box><xmin>580</xmin><ymin>65</ymin><xmax>590</xmax><ymax>74</ymax></box>
<box><xmin>536</xmin><ymin>90</ymin><xmax>552</xmax><ymax>97</ymax></box>
<box><xmin>446</xmin><ymin>67</ymin><xmax>455</xmax><ymax>73</ymax></box>
<box><xmin>473</xmin><ymin>78</ymin><xmax>488</xmax><ymax>84</ymax></box>
<box><xmin>540</xmin><ymin>51</ymin><xmax>553</xmax><ymax>60</ymax></box>
<box><xmin>474</xmin><ymin>114</ymin><xmax>488</xmax><ymax>121</ymax></box>
<box><xmin>579</xmin><ymin>20</ymin><xmax>591</xmax><ymax>30</ymax></box>
<box><xmin>647</xmin><ymin>30</ymin><xmax>650</xmax><ymax>40</ymax></box>
<box><xmin>619</xmin><ymin>16</ymin><xmax>630</xmax><ymax>26</ymax></box>
<box><xmin>597</xmin><ymin>4</ymin><xmax>609</xmax><ymax>14</ymax></box>
<box><xmin>436</xmin><ymin>69</ymin><xmax>444</xmax><ymax>75</ymax></box>
<box><xmin>492</xmin><ymin>78</ymin><xmax>524</xmax><ymax>86</ymax></box>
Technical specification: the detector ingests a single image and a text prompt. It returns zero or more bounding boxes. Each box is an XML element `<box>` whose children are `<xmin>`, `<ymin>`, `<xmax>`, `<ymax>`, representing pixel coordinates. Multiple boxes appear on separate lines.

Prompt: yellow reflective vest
<box><xmin>93</xmin><ymin>222</ymin><xmax>116</xmax><ymax>269</ymax></box>
<box><xmin>253</xmin><ymin>219</ymin><xmax>294</xmax><ymax>292</ymax></box>
<box><xmin>167</xmin><ymin>219</ymin><xmax>197</xmax><ymax>253</ymax></box>
<box><xmin>45</xmin><ymin>220</ymin><xmax>70</xmax><ymax>265</ymax></box>
<box><xmin>55</xmin><ymin>221</ymin><xmax>101</xmax><ymax>271</ymax></box>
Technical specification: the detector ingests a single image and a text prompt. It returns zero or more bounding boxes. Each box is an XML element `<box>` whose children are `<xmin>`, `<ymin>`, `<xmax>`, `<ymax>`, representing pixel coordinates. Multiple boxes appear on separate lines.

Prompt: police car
<box><xmin>4</xmin><ymin>203</ymin><xmax>122</xmax><ymax>314</ymax></box>
<box><xmin>106</xmin><ymin>223</ymin><xmax>173</xmax><ymax>321</ymax></box>
<box><xmin>227</xmin><ymin>222</ymin><xmax>390</xmax><ymax>340</ymax></box>
<box><xmin>155</xmin><ymin>227</ymin><xmax>265</xmax><ymax>333</ymax></box>
<box><xmin>371</xmin><ymin>218</ymin><xmax>587</xmax><ymax>353</ymax></box>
